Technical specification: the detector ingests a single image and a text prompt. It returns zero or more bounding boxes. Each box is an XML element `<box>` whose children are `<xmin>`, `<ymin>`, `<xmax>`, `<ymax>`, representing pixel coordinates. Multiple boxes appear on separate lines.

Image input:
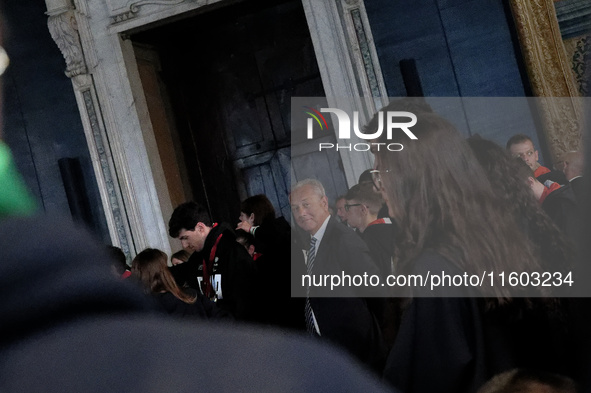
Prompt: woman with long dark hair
<box><xmin>369</xmin><ymin>107</ymin><xmax>572</xmax><ymax>392</ymax></box>
<box><xmin>466</xmin><ymin>135</ymin><xmax>574</xmax><ymax>271</ymax></box>
<box><xmin>132</xmin><ymin>248</ymin><xmax>223</xmax><ymax>320</ymax></box>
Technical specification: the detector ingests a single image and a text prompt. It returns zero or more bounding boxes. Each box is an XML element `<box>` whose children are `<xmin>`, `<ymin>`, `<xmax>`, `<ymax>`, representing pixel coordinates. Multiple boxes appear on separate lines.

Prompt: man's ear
<box><xmin>249</xmin><ymin>213</ymin><xmax>255</xmax><ymax>222</ymax></box>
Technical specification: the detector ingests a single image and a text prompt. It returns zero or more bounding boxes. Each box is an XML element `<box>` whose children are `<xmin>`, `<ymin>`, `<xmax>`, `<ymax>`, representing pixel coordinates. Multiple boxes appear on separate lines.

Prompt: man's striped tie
<box><xmin>305</xmin><ymin>236</ymin><xmax>317</xmax><ymax>335</ymax></box>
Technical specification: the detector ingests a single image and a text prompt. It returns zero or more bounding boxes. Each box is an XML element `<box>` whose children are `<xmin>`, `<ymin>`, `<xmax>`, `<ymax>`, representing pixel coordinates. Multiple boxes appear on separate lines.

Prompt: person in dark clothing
<box><xmin>516</xmin><ymin>159</ymin><xmax>581</xmax><ymax>240</ymax></box>
<box><xmin>107</xmin><ymin>245</ymin><xmax>131</xmax><ymax>278</ymax></box>
<box><xmin>540</xmin><ymin>184</ymin><xmax>580</xmax><ymax>240</ymax></box>
<box><xmin>344</xmin><ymin>182</ymin><xmax>399</xmax><ymax>348</ymax></box>
<box><xmin>556</xmin><ymin>150</ymin><xmax>585</xmax><ymax>205</ymax></box>
<box><xmin>0</xmin><ymin>215</ymin><xmax>397</xmax><ymax>393</ymax></box>
<box><xmin>369</xmin><ymin>106</ymin><xmax>574</xmax><ymax>393</ymax></box>
<box><xmin>170</xmin><ymin>249</ymin><xmax>192</xmax><ymax>266</ymax></box>
<box><xmin>344</xmin><ymin>182</ymin><xmax>395</xmax><ymax>276</ymax></box>
<box><xmin>168</xmin><ymin>201</ymin><xmax>256</xmax><ymax>320</ymax></box>
<box><xmin>131</xmin><ymin>248</ymin><xmax>226</xmax><ymax>320</ymax></box>
<box><xmin>291</xmin><ymin>179</ymin><xmax>387</xmax><ymax>373</ymax></box>
<box><xmin>235</xmin><ymin>228</ymin><xmax>259</xmax><ymax>258</ymax></box>
<box><xmin>236</xmin><ymin>194</ymin><xmax>303</xmax><ymax>330</ymax></box>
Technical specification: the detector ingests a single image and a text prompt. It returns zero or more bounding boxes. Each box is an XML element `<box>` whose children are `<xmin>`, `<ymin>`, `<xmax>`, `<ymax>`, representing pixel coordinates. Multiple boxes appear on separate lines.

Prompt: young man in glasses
<box><xmin>344</xmin><ymin>183</ymin><xmax>395</xmax><ymax>277</ymax></box>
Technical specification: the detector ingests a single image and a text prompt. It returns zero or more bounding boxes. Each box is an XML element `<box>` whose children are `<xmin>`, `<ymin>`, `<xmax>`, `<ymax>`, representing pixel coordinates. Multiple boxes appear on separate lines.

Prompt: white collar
<box><xmin>311</xmin><ymin>214</ymin><xmax>331</xmax><ymax>250</ymax></box>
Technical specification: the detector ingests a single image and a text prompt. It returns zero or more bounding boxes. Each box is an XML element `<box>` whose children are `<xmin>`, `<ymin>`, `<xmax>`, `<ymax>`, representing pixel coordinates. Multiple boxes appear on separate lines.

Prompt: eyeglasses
<box><xmin>0</xmin><ymin>46</ymin><xmax>9</xmax><ymax>77</ymax></box>
<box><xmin>344</xmin><ymin>203</ymin><xmax>362</xmax><ymax>212</ymax></box>
<box><xmin>370</xmin><ymin>169</ymin><xmax>390</xmax><ymax>191</ymax></box>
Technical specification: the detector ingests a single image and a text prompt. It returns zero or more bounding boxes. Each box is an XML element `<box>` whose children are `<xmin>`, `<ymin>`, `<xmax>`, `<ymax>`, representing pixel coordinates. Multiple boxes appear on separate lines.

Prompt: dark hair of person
<box><xmin>240</xmin><ymin>194</ymin><xmax>276</xmax><ymax>226</ymax></box>
<box><xmin>168</xmin><ymin>201</ymin><xmax>212</xmax><ymax>238</ymax></box>
<box><xmin>170</xmin><ymin>249</ymin><xmax>191</xmax><ymax>263</ymax></box>
<box><xmin>235</xmin><ymin>229</ymin><xmax>255</xmax><ymax>249</ymax></box>
<box><xmin>106</xmin><ymin>245</ymin><xmax>128</xmax><ymax>274</ymax></box>
<box><xmin>477</xmin><ymin>368</ymin><xmax>578</xmax><ymax>393</ymax></box>
<box><xmin>506</xmin><ymin>133</ymin><xmax>534</xmax><ymax>149</ymax></box>
<box><xmin>358</xmin><ymin>169</ymin><xmax>373</xmax><ymax>185</ymax></box>
<box><xmin>132</xmin><ymin>248</ymin><xmax>196</xmax><ymax>304</ymax></box>
<box><xmin>372</xmin><ymin>112</ymin><xmax>540</xmax><ymax>300</ymax></box>
<box><xmin>467</xmin><ymin>136</ymin><xmax>573</xmax><ymax>272</ymax></box>
<box><xmin>345</xmin><ymin>182</ymin><xmax>384</xmax><ymax>215</ymax></box>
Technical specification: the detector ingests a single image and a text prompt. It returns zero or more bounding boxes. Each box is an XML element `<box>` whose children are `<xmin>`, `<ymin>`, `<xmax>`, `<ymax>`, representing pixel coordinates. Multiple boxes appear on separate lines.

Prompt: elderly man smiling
<box><xmin>290</xmin><ymin>178</ymin><xmax>386</xmax><ymax>372</ymax></box>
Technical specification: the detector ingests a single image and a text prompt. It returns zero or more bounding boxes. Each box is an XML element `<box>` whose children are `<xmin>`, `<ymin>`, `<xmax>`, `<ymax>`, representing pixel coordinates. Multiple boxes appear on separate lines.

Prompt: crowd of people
<box><xmin>1</xmin><ymin>71</ymin><xmax>589</xmax><ymax>392</ymax></box>
<box><xmin>98</xmin><ymin>99</ymin><xmax>589</xmax><ymax>392</ymax></box>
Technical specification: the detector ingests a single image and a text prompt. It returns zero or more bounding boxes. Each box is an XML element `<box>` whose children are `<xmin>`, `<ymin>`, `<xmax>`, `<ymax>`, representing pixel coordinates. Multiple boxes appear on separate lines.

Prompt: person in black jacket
<box><xmin>344</xmin><ymin>182</ymin><xmax>395</xmax><ymax>276</ymax></box>
<box><xmin>236</xmin><ymin>194</ymin><xmax>304</xmax><ymax>330</ymax></box>
<box><xmin>516</xmin><ymin>159</ymin><xmax>581</xmax><ymax>240</ymax></box>
<box><xmin>556</xmin><ymin>151</ymin><xmax>585</xmax><ymax>205</ymax></box>
<box><xmin>168</xmin><ymin>201</ymin><xmax>256</xmax><ymax>321</ymax></box>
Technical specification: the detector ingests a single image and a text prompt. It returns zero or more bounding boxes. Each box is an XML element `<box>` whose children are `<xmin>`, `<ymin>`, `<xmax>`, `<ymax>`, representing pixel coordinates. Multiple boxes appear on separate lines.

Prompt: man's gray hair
<box><xmin>292</xmin><ymin>178</ymin><xmax>326</xmax><ymax>198</ymax></box>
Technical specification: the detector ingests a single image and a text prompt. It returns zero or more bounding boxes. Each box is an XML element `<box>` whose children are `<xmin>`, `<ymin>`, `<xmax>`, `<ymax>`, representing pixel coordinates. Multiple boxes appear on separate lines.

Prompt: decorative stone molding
<box><xmin>302</xmin><ymin>0</ymin><xmax>388</xmax><ymax>186</ymax></box>
<box><xmin>47</xmin><ymin>9</ymin><xmax>87</xmax><ymax>78</ymax></box>
<box><xmin>112</xmin><ymin>10</ymin><xmax>136</xmax><ymax>23</ymax></box>
<box><xmin>46</xmin><ymin>3</ymin><xmax>136</xmax><ymax>257</ymax></box>
<box><xmin>339</xmin><ymin>0</ymin><xmax>389</xmax><ymax>111</ymax></box>
<box><xmin>110</xmin><ymin>0</ymin><xmax>189</xmax><ymax>24</ymax></box>
<box><xmin>509</xmin><ymin>0</ymin><xmax>583</xmax><ymax>157</ymax></box>
<box><xmin>81</xmin><ymin>88</ymin><xmax>133</xmax><ymax>258</ymax></box>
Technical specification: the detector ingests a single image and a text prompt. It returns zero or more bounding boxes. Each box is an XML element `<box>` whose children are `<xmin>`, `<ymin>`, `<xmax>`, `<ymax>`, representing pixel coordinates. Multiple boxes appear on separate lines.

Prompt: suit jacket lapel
<box><xmin>314</xmin><ymin>216</ymin><xmax>336</xmax><ymax>265</ymax></box>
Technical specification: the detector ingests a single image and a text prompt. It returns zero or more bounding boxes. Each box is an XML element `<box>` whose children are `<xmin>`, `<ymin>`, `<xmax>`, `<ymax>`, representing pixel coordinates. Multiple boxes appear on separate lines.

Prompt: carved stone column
<box><xmin>46</xmin><ymin>0</ymin><xmax>135</xmax><ymax>258</ymax></box>
<box><xmin>509</xmin><ymin>0</ymin><xmax>583</xmax><ymax>158</ymax></box>
<box><xmin>302</xmin><ymin>0</ymin><xmax>389</xmax><ymax>185</ymax></box>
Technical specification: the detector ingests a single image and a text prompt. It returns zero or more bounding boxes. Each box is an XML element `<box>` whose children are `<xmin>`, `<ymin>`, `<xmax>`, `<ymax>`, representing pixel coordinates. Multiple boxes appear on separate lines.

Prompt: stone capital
<box><xmin>47</xmin><ymin>9</ymin><xmax>88</xmax><ymax>78</ymax></box>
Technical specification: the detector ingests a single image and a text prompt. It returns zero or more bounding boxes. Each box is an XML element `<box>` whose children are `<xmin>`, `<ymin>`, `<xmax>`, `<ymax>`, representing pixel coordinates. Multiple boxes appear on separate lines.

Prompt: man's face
<box><xmin>509</xmin><ymin>141</ymin><xmax>539</xmax><ymax>170</ymax></box>
<box><xmin>335</xmin><ymin>198</ymin><xmax>347</xmax><ymax>223</ymax></box>
<box><xmin>177</xmin><ymin>224</ymin><xmax>208</xmax><ymax>252</ymax></box>
<box><xmin>290</xmin><ymin>184</ymin><xmax>329</xmax><ymax>235</ymax></box>
<box><xmin>344</xmin><ymin>199</ymin><xmax>363</xmax><ymax>229</ymax></box>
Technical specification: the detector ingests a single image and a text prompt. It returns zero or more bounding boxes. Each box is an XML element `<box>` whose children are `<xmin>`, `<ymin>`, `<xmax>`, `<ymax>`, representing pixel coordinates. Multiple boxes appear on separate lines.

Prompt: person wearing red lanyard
<box><xmin>344</xmin><ymin>182</ymin><xmax>395</xmax><ymax>277</ymax></box>
<box><xmin>168</xmin><ymin>201</ymin><xmax>256</xmax><ymax>321</ymax></box>
<box><xmin>507</xmin><ymin>134</ymin><xmax>567</xmax><ymax>186</ymax></box>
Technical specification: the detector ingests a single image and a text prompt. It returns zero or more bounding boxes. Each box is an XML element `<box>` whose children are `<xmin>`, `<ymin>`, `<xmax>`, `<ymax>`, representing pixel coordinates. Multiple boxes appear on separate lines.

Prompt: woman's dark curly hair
<box><xmin>467</xmin><ymin>135</ymin><xmax>574</xmax><ymax>272</ymax></box>
<box><xmin>372</xmin><ymin>110</ymin><xmax>542</xmax><ymax>301</ymax></box>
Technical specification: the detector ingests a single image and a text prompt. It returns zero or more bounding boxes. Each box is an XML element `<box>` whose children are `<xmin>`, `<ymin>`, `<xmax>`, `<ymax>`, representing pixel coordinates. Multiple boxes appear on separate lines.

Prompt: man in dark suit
<box><xmin>556</xmin><ymin>151</ymin><xmax>585</xmax><ymax>204</ymax></box>
<box><xmin>290</xmin><ymin>178</ymin><xmax>386</xmax><ymax>372</ymax></box>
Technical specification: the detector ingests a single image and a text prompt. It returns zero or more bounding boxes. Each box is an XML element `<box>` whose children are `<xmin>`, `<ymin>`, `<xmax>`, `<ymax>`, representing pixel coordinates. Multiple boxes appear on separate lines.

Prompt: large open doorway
<box><xmin>130</xmin><ymin>0</ymin><xmax>330</xmax><ymax>224</ymax></box>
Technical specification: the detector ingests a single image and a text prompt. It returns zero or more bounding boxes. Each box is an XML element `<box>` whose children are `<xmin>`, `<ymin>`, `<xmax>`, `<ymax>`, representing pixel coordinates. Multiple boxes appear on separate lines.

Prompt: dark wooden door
<box><xmin>135</xmin><ymin>0</ymin><xmax>327</xmax><ymax>223</ymax></box>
